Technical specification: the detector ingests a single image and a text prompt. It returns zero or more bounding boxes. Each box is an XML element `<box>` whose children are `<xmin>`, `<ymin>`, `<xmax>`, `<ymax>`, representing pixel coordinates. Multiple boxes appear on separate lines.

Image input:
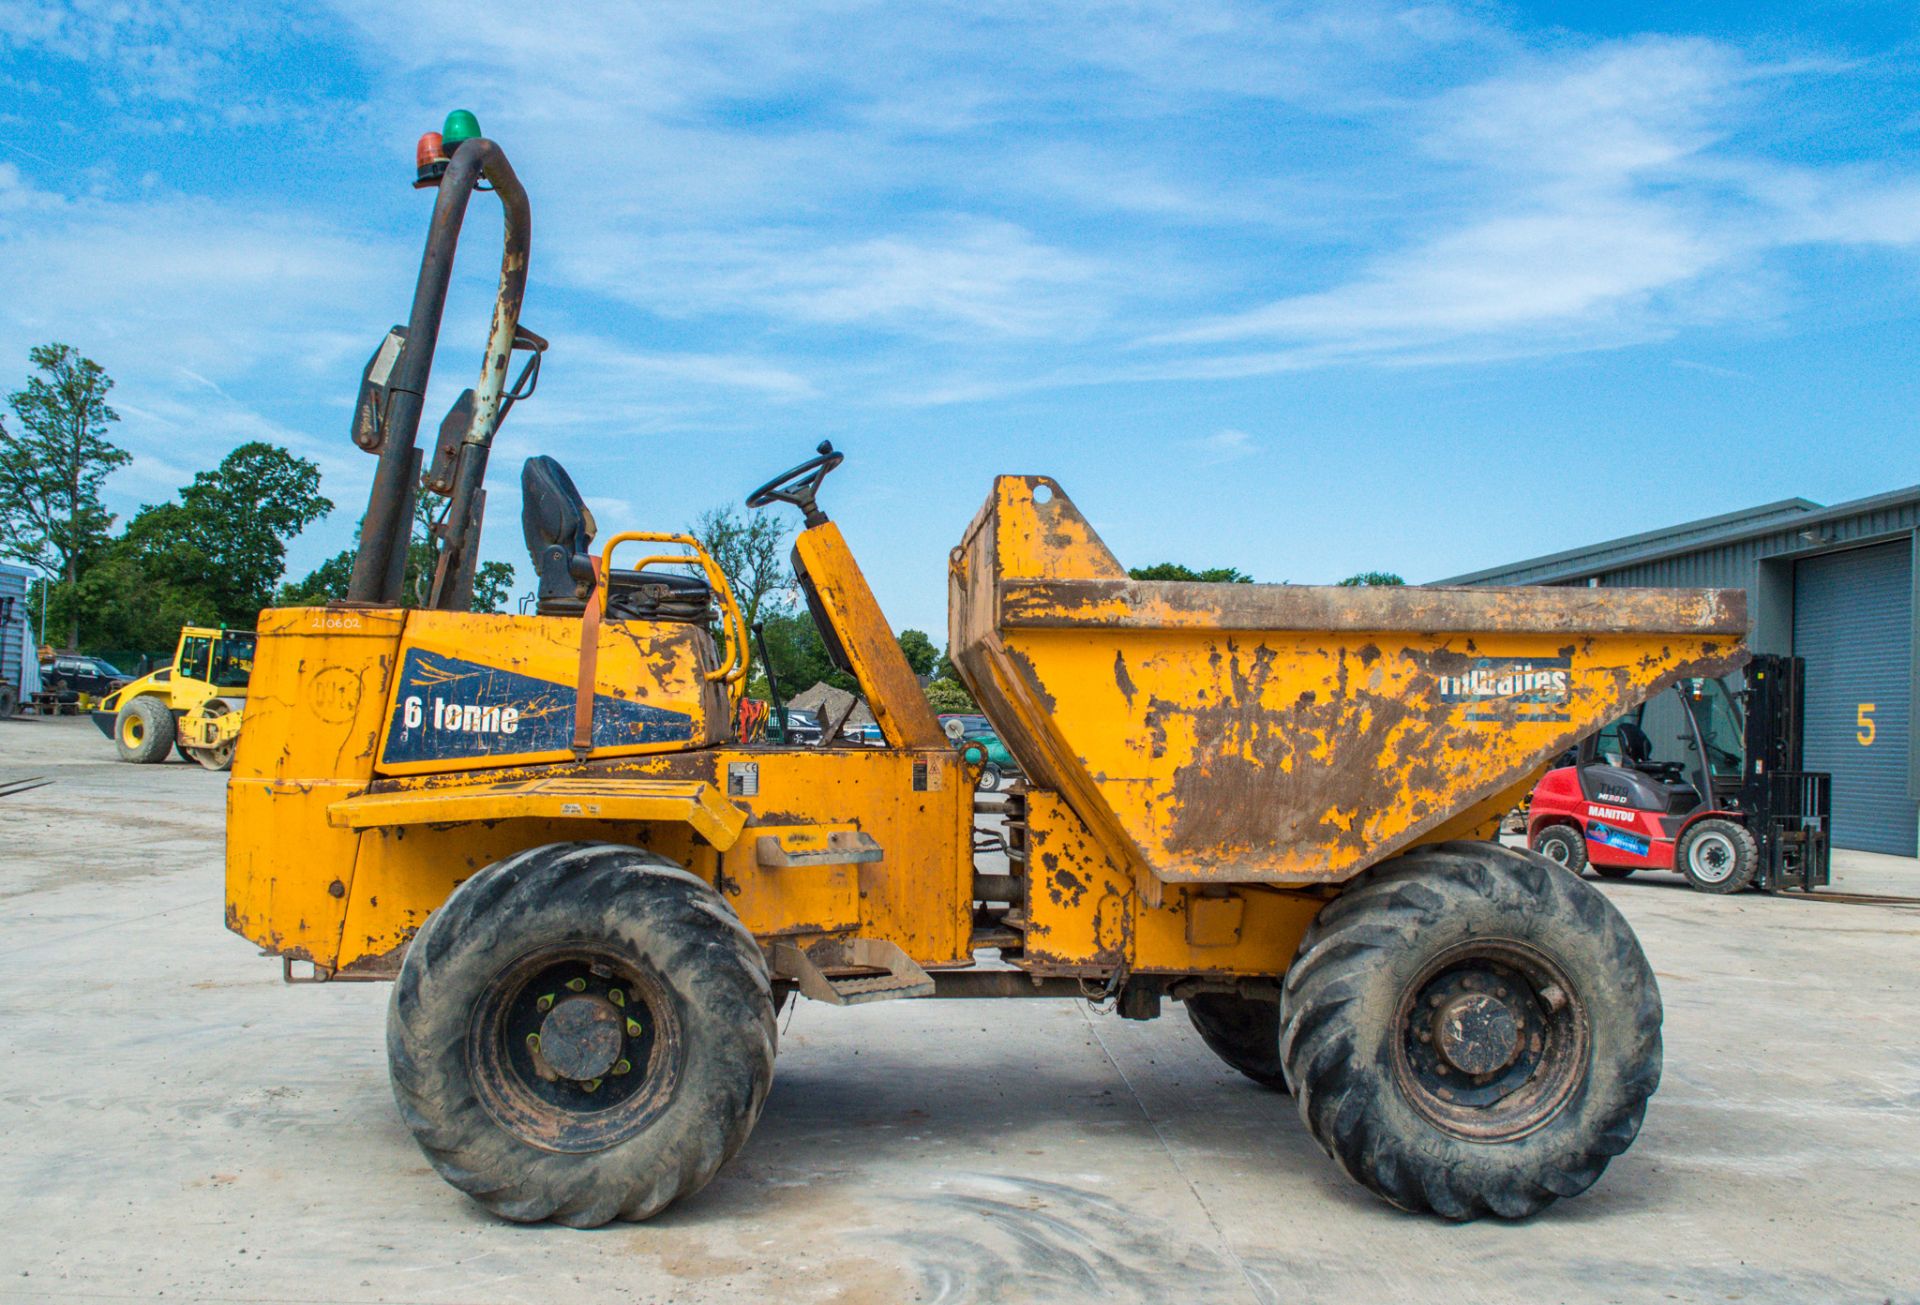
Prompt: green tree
<box><xmin>77</xmin><ymin>442</ymin><xmax>333</xmax><ymax>646</ymax></box>
<box><xmin>1337</xmin><ymin>571</ymin><xmax>1404</xmax><ymax>587</ymax></box>
<box><xmin>692</xmin><ymin>505</ymin><xmax>792</xmax><ymax>628</ymax></box>
<box><xmin>748</xmin><ymin>609</ymin><xmax>942</xmax><ymax>704</ymax></box>
<box><xmin>692</xmin><ymin>503</ymin><xmax>792</xmax><ymax>687</ymax></box>
<box><xmin>279</xmin><ymin>488</ymin><xmax>515</xmax><ymax>616</ymax></box>
<box><xmin>897</xmin><ymin>628</ymin><xmax>937</xmax><ymax>677</ymax></box>
<box><xmin>924</xmin><ymin>676</ymin><xmax>976</xmax><ymax>713</ymax></box>
<box><xmin>1128</xmin><ymin>562</ymin><xmax>1253</xmax><ymax>584</ymax></box>
<box><xmin>0</xmin><ymin>344</ymin><xmax>130</xmax><ymax>648</ymax></box>
<box><xmin>755</xmin><ymin>608</ymin><xmax>855</xmax><ymax>698</ymax></box>
<box><xmin>471</xmin><ymin>561</ymin><xmax>516</xmax><ymax>614</ymax></box>
<box><xmin>135</xmin><ymin>442</ymin><xmax>333</xmax><ymax>624</ymax></box>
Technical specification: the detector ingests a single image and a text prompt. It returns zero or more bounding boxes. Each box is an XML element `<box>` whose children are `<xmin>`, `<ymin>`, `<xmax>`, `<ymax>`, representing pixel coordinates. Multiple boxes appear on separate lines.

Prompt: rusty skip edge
<box><xmin>996</xmin><ymin>578</ymin><xmax>1749</xmax><ymax>635</ymax></box>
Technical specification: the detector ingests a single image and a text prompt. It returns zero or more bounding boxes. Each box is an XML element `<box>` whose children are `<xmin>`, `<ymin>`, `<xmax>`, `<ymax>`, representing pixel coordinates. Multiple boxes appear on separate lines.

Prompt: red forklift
<box><xmin>1526</xmin><ymin>654</ymin><xmax>1831</xmax><ymax>893</ymax></box>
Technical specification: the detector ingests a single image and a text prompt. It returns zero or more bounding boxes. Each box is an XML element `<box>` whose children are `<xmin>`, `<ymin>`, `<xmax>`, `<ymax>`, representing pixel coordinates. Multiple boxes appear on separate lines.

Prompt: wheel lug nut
<box><xmin>582</xmin><ymin>1078</ymin><xmax>602</xmax><ymax>1093</ymax></box>
<box><xmin>525</xmin><ymin>1033</ymin><xmax>541</xmax><ymax>1051</ymax></box>
<box><xmin>612</xmin><ymin>1058</ymin><xmax>631</xmax><ymax>1076</ymax></box>
<box><xmin>609</xmin><ymin>989</ymin><xmax>626</xmax><ymax>1008</ymax></box>
<box><xmin>536</xmin><ymin>994</ymin><xmax>555</xmax><ymax>1012</ymax></box>
<box><xmin>626</xmin><ymin>1018</ymin><xmax>642</xmax><ymax>1037</ymax></box>
<box><xmin>565</xmin><ymin>978</ymin><xmax>587</xmax><ymax>993</ymax></box>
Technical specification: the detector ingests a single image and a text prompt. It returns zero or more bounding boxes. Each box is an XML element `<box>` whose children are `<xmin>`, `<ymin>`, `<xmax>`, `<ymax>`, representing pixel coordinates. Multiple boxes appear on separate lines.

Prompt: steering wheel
<box><xmin>746</xmin><ymin>440</ymin><xmax>844</xmax><ymax>526</ymax></box>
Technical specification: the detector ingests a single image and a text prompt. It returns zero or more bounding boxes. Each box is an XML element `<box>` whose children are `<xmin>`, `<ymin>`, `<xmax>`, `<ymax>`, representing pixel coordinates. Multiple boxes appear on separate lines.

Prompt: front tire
<box><xmin>1280</xmin><ymin>841</ymin><xmax>1661</xmax><ymax>1220</ymax></box>
<box><xmin>1529</xmin><ymin>824</ymin><xmax>1587</xmax><ymax>874</ymax></box>
<box><xmin>387</xmin><ymin>843</ymin><xmax>776</xmax><ymax>1226</ymax></box>
<box><xmin>1676</xmin><ymin>818</ymin><xmax>1757</xmax><ymax>894</ymax></box>
<box><xmin>115</xmin><ymin>696</ymin><xmax>175</xmax><ymax>763</ymax></box>
<box><xmin>1186</xmin><ymin>992</ymin><xmax>1289</xmax><ymax>1092</ymax></box>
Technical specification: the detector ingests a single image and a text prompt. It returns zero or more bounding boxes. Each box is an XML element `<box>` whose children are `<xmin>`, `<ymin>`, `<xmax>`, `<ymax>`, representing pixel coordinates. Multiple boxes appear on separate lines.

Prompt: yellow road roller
<box><xmin>226</xmin><ymin>118</ymin><xmax>1745</xmax><ymax>1226</ymax></box>
<box><xmin>95</xmin><ymin>625</ymin><xmax>254</xmax><ymax>770</ymax></box>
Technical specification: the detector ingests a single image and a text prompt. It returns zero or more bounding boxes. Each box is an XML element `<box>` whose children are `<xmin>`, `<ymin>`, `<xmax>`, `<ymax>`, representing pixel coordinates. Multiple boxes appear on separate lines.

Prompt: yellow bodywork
<box><xmin>227</xmin><ymin>476</ymin><xmax>1747</xmax><ymax>987</ymax></box>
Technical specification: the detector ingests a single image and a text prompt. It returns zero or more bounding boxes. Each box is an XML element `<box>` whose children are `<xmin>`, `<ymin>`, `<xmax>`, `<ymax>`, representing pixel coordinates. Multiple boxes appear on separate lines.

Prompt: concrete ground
<box><xmin>2</xmin><ymin>713</ymin><xmax>1917</xmax><ymax>1305</ymax></box>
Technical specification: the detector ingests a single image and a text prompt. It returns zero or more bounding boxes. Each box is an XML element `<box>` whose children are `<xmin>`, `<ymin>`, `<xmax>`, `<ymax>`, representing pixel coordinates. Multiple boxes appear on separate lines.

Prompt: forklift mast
<box><xmin>1738</xmin><ymin>655</ymin><xmax>1832</xmax><ymax>890</ymax></box>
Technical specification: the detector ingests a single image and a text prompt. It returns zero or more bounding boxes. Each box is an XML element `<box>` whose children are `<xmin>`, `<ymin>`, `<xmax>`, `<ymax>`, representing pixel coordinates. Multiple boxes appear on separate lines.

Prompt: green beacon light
<box><xmin>442</xmin><ymin>109</ymin><xmax>482</xmax><ymax>149</ymax></box>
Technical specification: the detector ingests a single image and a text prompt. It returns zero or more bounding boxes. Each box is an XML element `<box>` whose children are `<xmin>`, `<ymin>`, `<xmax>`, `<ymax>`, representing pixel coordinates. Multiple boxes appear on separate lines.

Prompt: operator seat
<box><xmin>520</xmin><ymin>456</ymin><xmax>713</xmax><ymax>623</ymax></box>
<box><xmin>1618</xmin><ymin>722</ymin><xmax>1687</xmax><ymax>784</ymax></box>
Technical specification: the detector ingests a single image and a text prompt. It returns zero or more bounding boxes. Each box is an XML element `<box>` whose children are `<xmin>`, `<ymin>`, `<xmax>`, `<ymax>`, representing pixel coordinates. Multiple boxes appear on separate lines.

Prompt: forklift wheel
<box><xmin>1676</xmin><ymin>819</ymin><xmax>1757</xmax><ymax>894</ymax></box>
<box><xmin>1529</xmin><ymin>824</ymin><xmax>1587</xmax><ymax>874</ymax></box>
<box><xmin>1186</xmin><ymin>992</ymin><xmax>1289</xmax><ymax>1092</ymax></box>
<box><xmin>1280</xmin><ymin>841</ymin><xmax>1661</xmax><ymax>1220</ymax></box>
<box><xmin>115</xmin><ymin>696</ymin><xmax>176</xmax><ymax>764</ymax></box>
<box><xmin>387</xmin><ymin>843</ymin><xmax>777</xmax><ymax>1226</ymax></box>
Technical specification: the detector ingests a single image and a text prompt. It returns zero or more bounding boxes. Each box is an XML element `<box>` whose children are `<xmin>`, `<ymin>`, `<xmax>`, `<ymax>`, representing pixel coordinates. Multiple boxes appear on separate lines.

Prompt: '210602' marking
<box><xmin>306</xmin><ymin>611</ymin><xmax>365</xmax><ymax>631</ymax></box>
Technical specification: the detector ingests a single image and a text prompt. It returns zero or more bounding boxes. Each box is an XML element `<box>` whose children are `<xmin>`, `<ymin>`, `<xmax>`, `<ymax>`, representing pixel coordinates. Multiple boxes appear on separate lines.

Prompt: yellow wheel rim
<box><xmin>122</xmin><ymin>715</ymin><xmax>143</xmax><ymax>746</ymax></box>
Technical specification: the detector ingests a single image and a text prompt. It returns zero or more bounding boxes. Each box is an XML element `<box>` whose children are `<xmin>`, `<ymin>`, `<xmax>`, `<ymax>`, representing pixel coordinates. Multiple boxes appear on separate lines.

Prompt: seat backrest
<box><xmin>522</xmin><ymin>456</ymin><xmax>596</xmax><ymax>611</ymax></box>
<box><xmin>1618</xmin><ymin>721</ymin><xmax>1653</xmax><ymax>763</ymax></box>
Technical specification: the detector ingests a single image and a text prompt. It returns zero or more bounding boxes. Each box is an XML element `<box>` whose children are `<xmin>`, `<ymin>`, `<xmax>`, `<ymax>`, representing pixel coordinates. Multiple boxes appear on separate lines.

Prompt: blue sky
<box><xmin>3</xmin><ymin>1</ymin><xmax>1918</xmax><ymax>639</ymax></box>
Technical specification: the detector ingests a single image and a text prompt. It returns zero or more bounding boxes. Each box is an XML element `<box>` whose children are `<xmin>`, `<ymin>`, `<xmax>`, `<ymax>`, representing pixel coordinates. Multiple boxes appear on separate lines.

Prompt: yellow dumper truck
<box><xmin>226</xmin><ymin>119</ymin><xmax>1745</xmax><ymax>1226</ymax></box>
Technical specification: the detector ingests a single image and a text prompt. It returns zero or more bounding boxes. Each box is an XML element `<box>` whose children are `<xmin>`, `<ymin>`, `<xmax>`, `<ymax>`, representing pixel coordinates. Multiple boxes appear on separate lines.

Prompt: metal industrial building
<box><xmin>1</xmin><ymin>561</ymin><xmax>31</xmax><ymax>714</ymax></box>
<box><xmin>1443</xmin><ymin>486</ymin><xmax>1920</xmax><ymax>858</ymax></box>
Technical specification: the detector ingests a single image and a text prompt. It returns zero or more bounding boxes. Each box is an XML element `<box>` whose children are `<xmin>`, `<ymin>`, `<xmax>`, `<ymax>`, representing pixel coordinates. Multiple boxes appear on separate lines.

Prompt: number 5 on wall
<box><xmin>1857</xmin><ymin>703</ymin><xmax>1876</xmax><ymax>746</ymax></box>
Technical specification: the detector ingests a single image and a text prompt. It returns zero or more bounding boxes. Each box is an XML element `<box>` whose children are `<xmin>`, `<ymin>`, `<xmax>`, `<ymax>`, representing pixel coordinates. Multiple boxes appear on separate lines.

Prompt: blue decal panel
<box><xmin>382</xmin><ymin>648</ymin><xmax>695</xmax><ymax>766</ymax></box>
<box><xmin>1587</xmin><ymin>821</ymin><xmax>1650</xmax><ymax>857</ymax></box>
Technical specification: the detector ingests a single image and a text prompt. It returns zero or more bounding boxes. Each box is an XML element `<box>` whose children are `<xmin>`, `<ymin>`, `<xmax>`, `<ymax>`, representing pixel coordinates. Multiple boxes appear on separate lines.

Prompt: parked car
<box><xmin>841</xmin><ymin>722</ymin><xmax>886</xmax><ymax>747</ymax></box>
<box><xmin>938</xmin><ymin>712</ymin><xmax>1021</xmax><ymax>790</ymax></box>
<box><xmin>769</xmin><ymin>707</ymin><xmax>822</xmax><ymax>745</ymax></box>
<box><xmin>38</xmin><ymin>654</ymin><xmax>133</xmax><ymax>703</ymax></box>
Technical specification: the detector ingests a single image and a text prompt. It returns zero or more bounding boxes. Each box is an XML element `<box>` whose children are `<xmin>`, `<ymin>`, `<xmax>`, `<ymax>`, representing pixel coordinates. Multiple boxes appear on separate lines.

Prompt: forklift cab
<box><xmin>1581</xmin><ymin>673</ymin><xmax>1745</xmax><ymax>813</ymax></box>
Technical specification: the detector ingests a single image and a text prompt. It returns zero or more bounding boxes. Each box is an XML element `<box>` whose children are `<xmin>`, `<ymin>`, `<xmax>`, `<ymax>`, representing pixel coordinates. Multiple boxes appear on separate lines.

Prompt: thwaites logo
<box><xmin>1436</xmin><ymin>655</ymin><xmax>1572</xmax><ymax>723</ymax></box>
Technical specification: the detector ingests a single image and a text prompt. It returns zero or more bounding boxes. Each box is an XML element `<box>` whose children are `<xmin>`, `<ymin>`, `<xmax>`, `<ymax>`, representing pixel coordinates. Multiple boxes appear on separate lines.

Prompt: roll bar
<box><xmin>346</xmin><ymin>136</ymin><xmax>531</xmax><ymax>607</ymax></box>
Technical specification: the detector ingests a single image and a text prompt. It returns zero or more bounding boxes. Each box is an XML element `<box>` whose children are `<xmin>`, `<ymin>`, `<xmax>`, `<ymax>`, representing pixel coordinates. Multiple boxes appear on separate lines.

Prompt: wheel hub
<box><xmin>1433</xmin><ymin>992</ymin><xmax>1520</xmax><ymax>1076</ymax></box>
<box><xmin>538</xmin><ymin>996</ymin><xmax>624</xmax><ymax>1082</ymax></box>
<box><xmin>1393</xmin><ymin>943</ymin><xmax>1589</xmax><ymax>1143</ymax></box>
<box><xmin>1692</xmin><ymin>835</ymin><xmax>1734</xmax><ymax>881</ymax></box>
<box><xmin>469</xmin><ymin>950</ymin><xmax>677</xmax><ymax>1153</ymax></box>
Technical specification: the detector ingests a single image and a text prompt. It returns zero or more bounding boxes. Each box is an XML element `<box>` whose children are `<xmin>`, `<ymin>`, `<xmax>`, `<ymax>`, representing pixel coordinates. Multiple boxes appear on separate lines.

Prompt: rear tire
<box><xmin>978</xmin><ymin>762</ymin><xmax>1004</xmax><ymax>793</ymax></box>
<box><xmin>1530</xmin><ymin>824</ymin><xmax>1587</xmax><ymax>874</ymax></box>
<box><xmin>115</xmin><ymin>696</ymin><xmax>175</xmax><ymax>763</ymax></box>
<box><xmin>0</xmin><ymin>685</ymin><xmax>17</xmax><ymax>717</ymax></box>
<box><xmin>1280</xmin><ymin>841</ymin><xmax>1661</xmax><ymax>1220</ymax></box>
<box><xmin>1676</xmin><ymin>818</ymin><xmax>1757</xmax><ymax>894</ymax></box>
<box><xmin>387</xmin><ymin>842</ymin><xmax>776</xmax><ymax>1226</ymax></box>
<box><xmin>1186</xmin><ymin>992</ymin><xmax>1289</xmax><ymax>1092</ymax></box>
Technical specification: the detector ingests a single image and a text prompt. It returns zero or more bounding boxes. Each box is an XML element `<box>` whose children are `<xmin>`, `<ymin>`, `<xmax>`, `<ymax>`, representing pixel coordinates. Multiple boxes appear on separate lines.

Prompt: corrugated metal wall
<box><xmin>0</xmin><ymin>566</ymin><xmax>28</xmax><ymax>694</ymax></box>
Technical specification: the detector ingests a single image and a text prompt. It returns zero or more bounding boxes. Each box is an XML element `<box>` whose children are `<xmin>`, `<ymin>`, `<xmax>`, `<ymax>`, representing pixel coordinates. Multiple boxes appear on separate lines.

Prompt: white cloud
<box><xmin>1190</xmin><ymin>427</ymin><xmax>1258</xmax><ymax>465</ymax></box>
<box><xmin>1144</xmin><ymin>37</ymin><xmax>1920</xmax><ymax>372</ymax></box>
